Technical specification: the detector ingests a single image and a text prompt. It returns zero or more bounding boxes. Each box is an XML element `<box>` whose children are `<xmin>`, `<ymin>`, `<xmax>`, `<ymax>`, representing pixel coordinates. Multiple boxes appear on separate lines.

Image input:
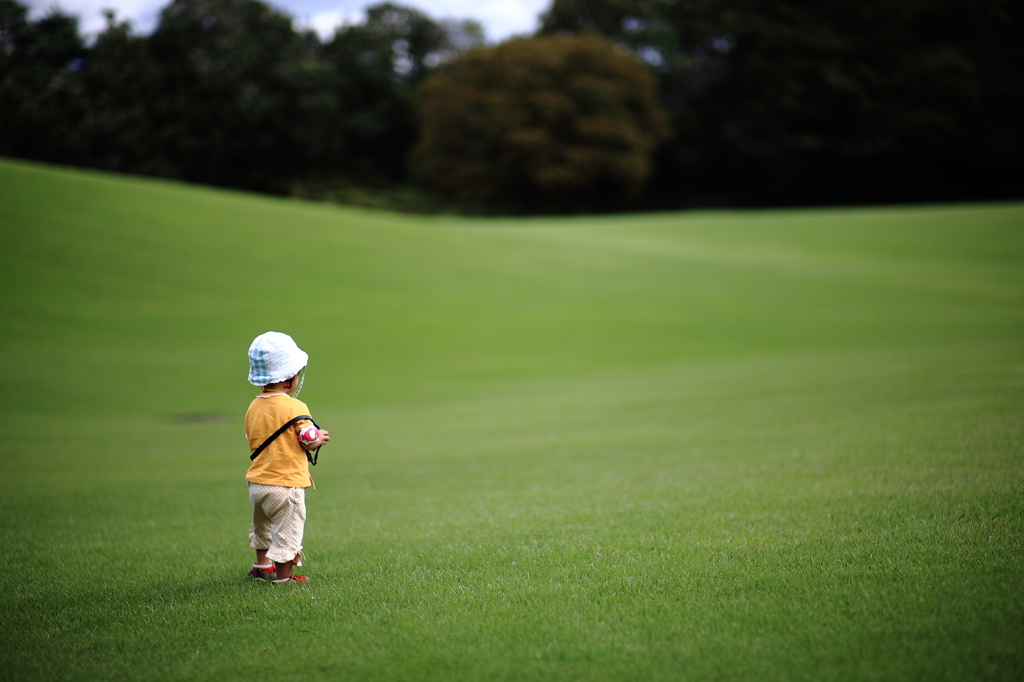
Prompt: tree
<box><xmin>668</xmin><ymin>0</ymin><xmax>1024</xmax><ymax>204</ymax></box>
<box><xmin>539</xmin><ymin>0</ymin><xmax>683</xmax><ymax>69</ymax></box>
<box><xmin>538</xmin><ymin>0</ymin><xmax>738</xmax><ymax>207</ymax></box>
<box><xmin>1</xmin><ymin>0</ymin><xmax>488</xmax><ymax>197</ymax></box>
<box><xmin>69</xmin><ymin>11</ymin><xmax>171</xmax><ymax>176</ymax></box>
<box><xmin>327</xmin><ymin>3</ymin><xmax>483</xmax><ymax>87</ymax></box>
<box><xmin>140</xmin><ymin>0</ymin><xmax>339</xmax><ymax>191</ymax></box>
<box><xmin>540</xmin><ymin>0</ymin><xmax>1024</xmax><ymax>206</ymax></box>
<box><xmin>319</xmin><ymin>3</ymin><xmax>484</xmax><ymax>183</ymax></box>
<box><xmin>410</xmin><ymin>34</ymin><xmax>671</xmax><ymax>212</ymax></box>
<box><xmin>0</xmin><ymin>0</ymin><xmax>85</xmax><ymax>162</ymax></box>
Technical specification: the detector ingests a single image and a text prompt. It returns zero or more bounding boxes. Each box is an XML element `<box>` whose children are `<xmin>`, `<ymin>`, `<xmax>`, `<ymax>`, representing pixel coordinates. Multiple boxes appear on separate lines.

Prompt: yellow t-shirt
<box><xmin>244</xmin><ymin>393</ymin><xmax>315</xmax><ymax>488</ymax></box>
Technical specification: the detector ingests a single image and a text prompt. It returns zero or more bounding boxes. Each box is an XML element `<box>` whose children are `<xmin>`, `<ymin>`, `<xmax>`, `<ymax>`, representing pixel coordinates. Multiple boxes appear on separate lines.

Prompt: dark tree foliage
<box><xmin>327</xmin><ymin>3</ymin><xmax>482</xmax><ymax>87</ymax></box>
<box><xmin>139</xmin><ymin>0</ymin><xmax>338</xmax><ymax>191</ymax></box>
<box><xmin>74</xmin><ymin>12</ymin><xmax>184</xmax><ymax>177</ymax></box>
<box><xmin>539</xmin><ymin>0</ymin><xmax>680</xmax><ymax>67</ymax></box>
<box><xmin>410</xmin><ymin>34</ymin><xmax>671</xmax><ymax>212</ymax></box>
<box><xmin>541</xmin><ymin>0</ymin><xmax>1024</xmax><ymax>207</ymax></box>
<box><xmin>320</xmin><ymin>3</ymin><xmax>483</xmax><ymax>183</ymax></box>
<box><xmin>1</xmin><ymin>0</ymin><xmax>1018</xmax><ymax>210</ymax></box>
<box><xmin>0</xmin><ymin>0</ymin><xmax>481</xmax><ymax>194</ymax></box>
<box><xmin>0</xmin><ymin>0</ymin><xmax>85</xmax><ymax>162</ymax></box>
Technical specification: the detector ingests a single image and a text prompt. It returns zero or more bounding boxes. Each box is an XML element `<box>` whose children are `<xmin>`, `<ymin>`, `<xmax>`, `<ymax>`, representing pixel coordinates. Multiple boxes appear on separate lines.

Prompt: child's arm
<box><xmin>297</xmin><ymin>423</ymin><xmax>330</xmax><ymax>450</ymax></box>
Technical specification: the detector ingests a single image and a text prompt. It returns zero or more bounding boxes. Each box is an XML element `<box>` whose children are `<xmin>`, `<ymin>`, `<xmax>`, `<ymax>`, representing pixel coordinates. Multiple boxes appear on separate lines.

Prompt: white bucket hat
<box><xmin>247</xmin><ymin>332</ymin><xmax>308</xmax><ymax>386</ymax></box>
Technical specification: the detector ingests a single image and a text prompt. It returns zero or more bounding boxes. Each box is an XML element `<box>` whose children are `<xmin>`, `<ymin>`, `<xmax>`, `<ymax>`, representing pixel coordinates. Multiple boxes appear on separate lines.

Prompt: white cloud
<box><xmin>25</xmin><ymin>0</ymin><xmax>164</xmax><ymax>34</ymax></box>
<box><xmin>473</xmin><ymin>0</ymin><xmax>546</xmax><ymax>41</ymax></box>
<box><xmin>399</xmin><ymin>0</ymin><xmax>547</xmax><ymax>41</ymax></box>
<box><xmin>21</xmin><ymin>0</ymin><xmax>549</xmax><ymax>42</ymax></box>
<box><xmin>295</xmin><ymin>7</ymin><xmax>364</xmax><ymax>39</ymax></box>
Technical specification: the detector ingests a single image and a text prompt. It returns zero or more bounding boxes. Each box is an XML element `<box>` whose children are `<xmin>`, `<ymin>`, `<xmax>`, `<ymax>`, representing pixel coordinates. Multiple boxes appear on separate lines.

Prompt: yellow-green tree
<box><xmin>410</xmin><ymin>34</ymin><xmax>670</xmax><ymax>212</ymax></box>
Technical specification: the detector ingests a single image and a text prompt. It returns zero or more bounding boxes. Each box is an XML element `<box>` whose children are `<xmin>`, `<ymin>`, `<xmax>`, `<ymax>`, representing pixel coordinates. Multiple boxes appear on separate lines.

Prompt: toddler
<box><xmin>244</xmin><ymin>331</ymin><xmax>329</xmax><ymax>584</ymax></box>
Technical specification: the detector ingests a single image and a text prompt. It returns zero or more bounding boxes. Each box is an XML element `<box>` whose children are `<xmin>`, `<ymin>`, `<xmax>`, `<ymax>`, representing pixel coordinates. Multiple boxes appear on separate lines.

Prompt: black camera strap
<box><xmin>249</xmin><ymin>415</ymin><xmax>322</xmax><ymax>466</ymax></box>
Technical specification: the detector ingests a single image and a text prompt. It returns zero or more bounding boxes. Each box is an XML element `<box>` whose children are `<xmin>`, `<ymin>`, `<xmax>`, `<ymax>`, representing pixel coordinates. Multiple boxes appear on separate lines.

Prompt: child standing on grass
<box><xmin>244</xmin><ymin>332</ymin><xmax>329</xmax><ymax>585</ymax></box>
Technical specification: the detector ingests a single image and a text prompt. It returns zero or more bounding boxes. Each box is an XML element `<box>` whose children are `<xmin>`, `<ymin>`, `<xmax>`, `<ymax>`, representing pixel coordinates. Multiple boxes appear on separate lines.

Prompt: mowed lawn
<box><xmin>0</xmin><ymin>157</ymin><xmax>1021</xmax><ymax>681</ymax></box>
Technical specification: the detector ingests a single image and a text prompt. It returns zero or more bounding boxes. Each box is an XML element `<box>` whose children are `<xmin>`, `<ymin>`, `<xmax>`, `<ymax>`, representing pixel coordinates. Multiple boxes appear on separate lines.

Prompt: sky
<box><xmin>23</xmin><ymin>0</ymin><xmax>551</xmax><ymax>42</ymax></box>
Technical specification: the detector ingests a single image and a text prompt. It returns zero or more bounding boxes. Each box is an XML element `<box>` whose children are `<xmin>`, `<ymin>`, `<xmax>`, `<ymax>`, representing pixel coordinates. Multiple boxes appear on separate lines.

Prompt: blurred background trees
<box><xmin>0</xmin><ymin>0</ymin><xmax>1021</xmax><ymax>213</ymax></box>
<box><xmin>410</xmin><ymin>34</ymin><xmax>669</xmax><ymax>212</ymax></box>
<box><xmin>0</xmin><ymin>0</ymin><xmax>86</xmax><ymax>163</ymax></box>
<box><xmin>0</xmin><ymin>0</ymin><xmax>485</xmax><ymax>196</ymax></box>
<box><xmin>540</xmin><ymin>0</ymin><xmax>1024</xmax><ymax>207</ymax></box>
<box><xmin>318</xmin><ymin>3</ymin><xmax>484</xmax><ymax>186</ymax></box>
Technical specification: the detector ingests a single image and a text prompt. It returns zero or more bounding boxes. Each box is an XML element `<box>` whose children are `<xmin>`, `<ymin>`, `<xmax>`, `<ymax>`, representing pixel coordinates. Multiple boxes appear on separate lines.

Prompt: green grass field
<box><xmin>0</xmin><ymin>157</ymin><xmax>1022</xmax><ymax>681</ymax></box>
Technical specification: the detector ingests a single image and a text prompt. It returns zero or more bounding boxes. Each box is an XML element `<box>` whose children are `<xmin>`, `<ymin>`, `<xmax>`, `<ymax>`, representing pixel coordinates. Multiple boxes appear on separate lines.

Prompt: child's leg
<box><xmin>268</xmin><ymin>554</ymin><xmax>301</xmax><ymax>579</ymax></box>
<box><xmin>274</xmin><ymin>559</ymin><xmax>295</xmax><ymax>579</ymax></box>
<box><xmin>268</xmin><ymin>488</ymin><xmax>306</xmax><ymax>578</ymax></box>
<box><xmin>248</xmin><ymin>483</ymin><xmax>275</xmax><ymax>577</ymax></box>
<box><xmin>251</xmin><ymin>485</ymin><xmax>306</xmax><ymax>578</ymax></box>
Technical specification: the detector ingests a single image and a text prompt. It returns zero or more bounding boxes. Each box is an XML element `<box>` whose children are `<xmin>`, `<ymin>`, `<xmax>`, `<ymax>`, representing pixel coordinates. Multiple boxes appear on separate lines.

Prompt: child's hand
<box><xmin>298</xmin><ymin>425</ymin><xmax>330</xmax><ymax>449</ymax></box>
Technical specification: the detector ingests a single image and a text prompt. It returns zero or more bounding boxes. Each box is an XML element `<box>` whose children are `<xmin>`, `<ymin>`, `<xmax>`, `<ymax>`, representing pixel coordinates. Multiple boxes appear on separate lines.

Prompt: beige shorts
<box><xmin>248</xmin><ymin>482</ymin><xmax>306</xmax><ymax>564</ymax></box>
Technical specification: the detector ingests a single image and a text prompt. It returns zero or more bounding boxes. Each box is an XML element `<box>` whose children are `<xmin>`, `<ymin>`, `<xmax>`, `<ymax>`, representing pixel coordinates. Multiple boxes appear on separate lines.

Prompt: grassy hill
<box><xmin>0</xmin><ymin>157</ymin><xmax>1022</xmax><ymax>681</ymax></box>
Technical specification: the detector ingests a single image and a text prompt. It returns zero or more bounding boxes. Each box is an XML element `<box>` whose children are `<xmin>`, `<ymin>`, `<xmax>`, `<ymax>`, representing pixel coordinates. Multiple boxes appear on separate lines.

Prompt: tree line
<box><xmin>1</xmin><ymin>0</ymin><xmax>1021</xmax><ymax>213</ymax></box>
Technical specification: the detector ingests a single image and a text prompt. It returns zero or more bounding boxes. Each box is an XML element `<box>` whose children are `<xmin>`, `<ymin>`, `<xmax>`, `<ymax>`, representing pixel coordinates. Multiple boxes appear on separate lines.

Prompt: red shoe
<box><xmin>272</xmin><ymin>575</ymin><xmax>308</xmax><ymax>585</ymax></box>
<box><xmin>247</xmin><ymin>564</ymin><xmax>276</xmax><ymax>581</ymax></box>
